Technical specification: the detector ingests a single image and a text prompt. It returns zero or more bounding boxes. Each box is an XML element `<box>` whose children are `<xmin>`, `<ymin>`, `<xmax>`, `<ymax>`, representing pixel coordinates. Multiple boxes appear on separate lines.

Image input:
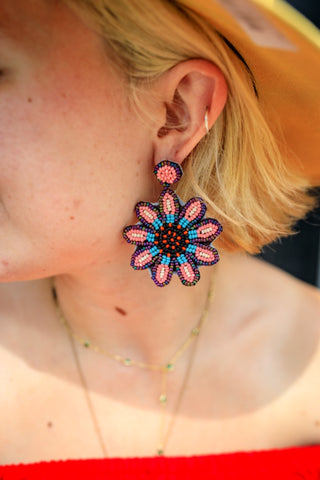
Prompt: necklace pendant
<box><xmin>191</xmin><ymin>327</ymin><xmax>200</xmax><ymax>336</ymax></box>
<box><xmin>159</xmin><ymin>394</ymin><xmax>167</xmax><ymax>404</ymax></box>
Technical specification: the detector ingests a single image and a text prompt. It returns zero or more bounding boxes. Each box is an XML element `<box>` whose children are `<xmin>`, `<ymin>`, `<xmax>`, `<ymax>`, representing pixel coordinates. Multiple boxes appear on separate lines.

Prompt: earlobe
<box><xmin>153</xmin><ymin>59</ymin><xmax>228</xmax><ymax>165</ymax></box>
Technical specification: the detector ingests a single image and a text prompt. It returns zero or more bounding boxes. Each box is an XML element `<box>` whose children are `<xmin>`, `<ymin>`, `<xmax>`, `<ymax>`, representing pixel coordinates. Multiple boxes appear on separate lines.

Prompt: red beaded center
<box><xmin>154</xmin><ymin>223</ymin><xmax>189</xmax><ymax>255</ymax></box>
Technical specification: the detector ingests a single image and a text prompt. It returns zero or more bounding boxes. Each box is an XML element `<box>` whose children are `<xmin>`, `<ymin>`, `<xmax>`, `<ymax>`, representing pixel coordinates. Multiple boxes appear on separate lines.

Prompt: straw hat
<box><xmin>184</xmin><ymin>0</ymin><xmax>320</xmax><ymax>185</ymax></box>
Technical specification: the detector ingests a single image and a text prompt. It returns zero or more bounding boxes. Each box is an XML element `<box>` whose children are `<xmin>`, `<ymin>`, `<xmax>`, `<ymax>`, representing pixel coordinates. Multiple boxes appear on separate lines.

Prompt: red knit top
<box><xmin>1</xmin><ymin>446</ymin><xmax>319</xmax><ymax>479</ymax></box>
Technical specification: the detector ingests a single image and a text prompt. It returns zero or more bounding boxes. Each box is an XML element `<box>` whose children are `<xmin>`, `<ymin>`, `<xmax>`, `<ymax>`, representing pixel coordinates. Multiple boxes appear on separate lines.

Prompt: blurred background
<box><xmin>258</xmin><ymin>189</ymin><xmax>320</xmax><ymax>287</ymax></box>
<box><xmin>257</xmin><ymin>0</ymin><xmax>319</xmax><ymax>288</ymax></box>
<box><xmin>285</xmin><ymin>0</ymin><xmax>320</xmax><ymax>28</ymax></box>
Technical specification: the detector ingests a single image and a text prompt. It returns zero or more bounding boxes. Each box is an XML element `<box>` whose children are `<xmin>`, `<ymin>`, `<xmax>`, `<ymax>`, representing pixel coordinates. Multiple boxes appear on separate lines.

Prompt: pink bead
<box><xmin>155</xmin><ymin>264</ymin><xmax>170</xmax><ymax>283</ymax></box>
<box><xmin>126</xmin><ymin>229</ymin><xmax>148</xmax><ymax>242</ymax></box>
<box><xmin>138</xmin><ymin>206</ymin><xmax>158</xmax><ymax>223</ymax></box>
<box><xmin>133</xmin><ymin>250</ymin><xmax>153</xmax><ymax>267</ymax></box>
<box><xmin>162</xmin><ymin>191</ymin><xmax>177</xmax><ymax>215</ymax></box>
<box><xmin>184</xmin><ymin>200</ymin><xmax>202</xmax><ymax>222</ymax></box>
<box><xmin>156</xmin><ymin>165</ymin><xmax>178</xmax><ymax>184</ymax></box>
<box><xmin>195</xmin><ymin>246</ymin><xmax>216</xmax><ymax>262</ymax></box>
<box><xmin>197</xmin><ymin>224</ymin><xmax>218</xmax><ymax>239</ymax></box>
<box><xmin>179</xmin><ymin>262</ymin><xmax>195</xmax><ymax>282</ymax></box>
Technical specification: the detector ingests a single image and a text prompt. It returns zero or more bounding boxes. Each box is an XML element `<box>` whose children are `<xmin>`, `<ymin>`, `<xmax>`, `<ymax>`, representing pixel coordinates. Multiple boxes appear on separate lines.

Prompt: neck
<box><xmin>53</xmin><ymin>259</ymin><xmax>214</xmax><ymax>366</ymax></box>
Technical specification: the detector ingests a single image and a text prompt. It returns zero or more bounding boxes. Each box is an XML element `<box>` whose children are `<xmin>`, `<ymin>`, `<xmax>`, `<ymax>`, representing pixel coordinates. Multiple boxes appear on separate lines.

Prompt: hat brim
<box><xmin>184</xmin><ymin>0</ymin><xmax>320</xmax><ymax>185</ymax></box>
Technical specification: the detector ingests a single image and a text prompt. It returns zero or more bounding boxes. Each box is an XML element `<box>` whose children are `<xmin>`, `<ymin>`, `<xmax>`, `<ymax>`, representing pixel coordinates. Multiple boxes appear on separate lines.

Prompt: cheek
<box><xmin>0</xmin><ymin>44</ymin><xmax>151</xmax><ymax>281</ymax></box>
<box><xmin>0</xmin><ymin>82</ymin><xmax>146</xmax><ymax>272</ymax></box>
<box><xmin>0</xmin><ymin>3</ymin><xmax>151</xmax><ymax>280</ymax></box>
<box><xmin>2</xmin><ymin>76</ymin><xmax>120</xmax><ymax>169</ymax></box>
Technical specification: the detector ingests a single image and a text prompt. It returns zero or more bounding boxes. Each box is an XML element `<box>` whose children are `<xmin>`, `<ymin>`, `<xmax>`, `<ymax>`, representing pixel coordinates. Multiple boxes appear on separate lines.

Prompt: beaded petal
<box><xmin>123</xmin><ymin>160</ymin><xmax>222</xmax><ymax>287</ymax></box>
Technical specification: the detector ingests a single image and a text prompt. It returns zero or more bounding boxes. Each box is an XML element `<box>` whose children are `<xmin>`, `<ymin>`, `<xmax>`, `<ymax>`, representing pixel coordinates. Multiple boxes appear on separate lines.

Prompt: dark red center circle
<box><xmin>154</xmin><ymin>224</ymin><xmax>189</xmax><ymax>255</ymax></box>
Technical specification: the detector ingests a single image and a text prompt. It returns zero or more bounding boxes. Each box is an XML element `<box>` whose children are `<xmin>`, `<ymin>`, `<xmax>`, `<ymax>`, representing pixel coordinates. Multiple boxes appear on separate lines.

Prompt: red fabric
<box><xmin>1</xmin><ymin>446</ymin><xmax>320</xmax><ymax>479</ymax></box>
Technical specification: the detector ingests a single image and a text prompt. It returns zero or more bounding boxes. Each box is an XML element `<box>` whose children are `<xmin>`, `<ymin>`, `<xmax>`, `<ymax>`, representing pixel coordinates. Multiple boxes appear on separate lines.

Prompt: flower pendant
<box><xmin>123</xmin><ymin>161</ymin><xmax>222</xmax><ymax>287</ymax></box>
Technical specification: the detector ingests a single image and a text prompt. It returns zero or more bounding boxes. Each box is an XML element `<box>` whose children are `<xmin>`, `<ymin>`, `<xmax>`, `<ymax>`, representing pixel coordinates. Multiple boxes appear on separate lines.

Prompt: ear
<box><xmin>150</xmin><ymin>59</ymin><xmax>228</xmax><ymax>166</ymax></box>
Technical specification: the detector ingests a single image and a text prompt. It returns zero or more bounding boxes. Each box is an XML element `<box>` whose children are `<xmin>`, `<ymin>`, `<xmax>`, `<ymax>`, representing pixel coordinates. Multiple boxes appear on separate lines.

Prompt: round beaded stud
<box><xmin>123</xmin><ymin>160</ymin><xmax>222</xmax><ymax>287</ymax></box>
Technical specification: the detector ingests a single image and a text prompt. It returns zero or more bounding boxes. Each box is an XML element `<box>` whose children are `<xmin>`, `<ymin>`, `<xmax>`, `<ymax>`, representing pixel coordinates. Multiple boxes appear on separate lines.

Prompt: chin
<box><xmin>0</xmin><ymin>257</ymin><xmax>52</xmax><ymax>283</ymax></box>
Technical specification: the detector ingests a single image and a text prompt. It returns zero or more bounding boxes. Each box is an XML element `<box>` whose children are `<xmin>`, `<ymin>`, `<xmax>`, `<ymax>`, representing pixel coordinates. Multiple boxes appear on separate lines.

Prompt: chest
<box><xmin>0</xmin><ymin>351</ymin><xmax>317</xmax><ymax>464</ymax></box>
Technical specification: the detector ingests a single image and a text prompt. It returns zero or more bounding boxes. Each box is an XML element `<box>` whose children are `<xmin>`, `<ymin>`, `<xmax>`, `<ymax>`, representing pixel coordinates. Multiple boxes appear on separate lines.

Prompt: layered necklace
<box><xmin>53</xmin><ymin>277</ymin><xmax>214</xmax><ymax>457</ymax></box>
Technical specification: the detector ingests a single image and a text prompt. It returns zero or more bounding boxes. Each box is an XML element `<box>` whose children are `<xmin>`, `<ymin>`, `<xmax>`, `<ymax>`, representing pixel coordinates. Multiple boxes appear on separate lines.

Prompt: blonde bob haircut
<box><xmin>64</xmin><ymin>0</ymin><xmax>314</xmax><ymax>254</ymax></box>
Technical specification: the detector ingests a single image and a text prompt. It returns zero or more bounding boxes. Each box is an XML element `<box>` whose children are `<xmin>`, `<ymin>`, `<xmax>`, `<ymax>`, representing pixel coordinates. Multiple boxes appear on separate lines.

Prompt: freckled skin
<box><xmin>0</xmin><ymin>0</ymin><xmax>154</xmax><ymax>282</ymax></box>
<box><xmin>0</xmin><ymin>1</ymin><xmax>319</xmax><ymax>463</ymax></box>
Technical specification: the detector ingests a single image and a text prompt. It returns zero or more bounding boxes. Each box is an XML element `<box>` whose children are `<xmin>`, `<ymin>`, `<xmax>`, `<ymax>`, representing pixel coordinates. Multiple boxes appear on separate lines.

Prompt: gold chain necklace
<box><xmin>53</xmin><ymin>278</ymin><xmax>214</xmax><ymax>457</ymax></box>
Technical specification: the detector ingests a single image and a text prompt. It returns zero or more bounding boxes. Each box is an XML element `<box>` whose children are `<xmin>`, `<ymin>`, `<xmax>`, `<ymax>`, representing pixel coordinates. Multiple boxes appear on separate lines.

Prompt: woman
<box><xmin>0</xmin><ymin>0</ymin><xmax>319</xmax><ymax>478</ymax></box>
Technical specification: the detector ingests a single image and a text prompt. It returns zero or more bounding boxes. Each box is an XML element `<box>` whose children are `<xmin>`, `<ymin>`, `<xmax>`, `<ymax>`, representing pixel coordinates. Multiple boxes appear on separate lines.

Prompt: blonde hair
<box><xmin>64</xmin><ymin>0</ymin><xmax>314</xmax><ymax>253</ymax></box>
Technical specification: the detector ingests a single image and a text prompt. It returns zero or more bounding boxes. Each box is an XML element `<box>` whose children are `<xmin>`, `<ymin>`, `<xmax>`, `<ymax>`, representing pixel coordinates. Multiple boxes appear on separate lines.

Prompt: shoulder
<box><xmin>247</xmin><ymin>256</ymin><xmax>320</xmax><ymax>440</ymax></box>
<box><xmin>247</xmin><ymin>254</ymin><xmax>320</xmax><ymax>336</ymax></box>
<box><xmin>209</xmin><ymin>253</ymin><xmax>320</xmax><ymax>441</ymax></box>
<box><xmin>229</xmin><ymin>254</ymin><xmax>320</xmax><ymax>373</ymax></box>
<box><xmin>224</xmin><ymin>253</ymin><xmax>320</xmax><ymax>323</ymax></box>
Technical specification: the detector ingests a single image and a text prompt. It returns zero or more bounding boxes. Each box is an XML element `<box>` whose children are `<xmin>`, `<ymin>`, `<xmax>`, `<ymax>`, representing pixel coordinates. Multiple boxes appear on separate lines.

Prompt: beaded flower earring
<box><xmin>123</xmin><ymin>160</ymin><xmax>222</xmax><ymax>287</ymax></box>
